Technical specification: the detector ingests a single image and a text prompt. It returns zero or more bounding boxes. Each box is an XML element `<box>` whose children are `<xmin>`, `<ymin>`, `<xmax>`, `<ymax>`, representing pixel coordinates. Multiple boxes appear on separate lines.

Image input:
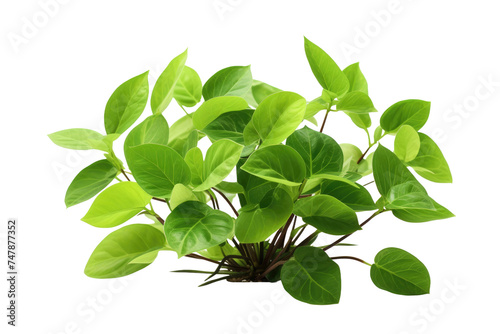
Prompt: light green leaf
<box><xmin>281</xmin><ymin>246</ymin><xmax>341</xmax><ymax>305</ymax></box>
<box><xmin>251</xmin><ymin>80</ymin><xmax>282</xmax><ymax>104</ymax></box>
<box><xmin>215</xmin><ymin>181</ymin><xmax>244</xmax><ymax>194</ymax></box>
<box><xmin>371</xmin><ymin>247</ymin><xmax>430</xmax><ymax>295</ymax></box>
<box><xmin>337</xmin><ymin>92</ymin><xmax>377</xmax><ymax>114</ymax></box>
<box><xmin>374</xmin><ymin>126</ymin><xmax>383</xmax><ymax>142</ymax></box>
<box><xmin>304</xmin><ymin>97</ymin><xmax>329</xmax><ymax>118</ymax></box>
<box><xmin>125</xmin><ymin>143</ymin><xmax>191</xmax><ymax>197</ymax></box>
<box><xmin>320</xmin><ymin>180</ymin><xmax>376</xmax><ymax>212</ymax></box>
<box><xmin>198</xmin><ymin>242</ymin><xmax>241</xmax><ymax>261</ymax></box>
<box><xmin>164</xmin><ymin>201</ymin><xmax>234</xmax><ymax>257</ymax></box>
<box><xmin>343</xmin><ymin>62</ymin><xmax>368</xmax><ymax>95</ymax></box>
<box><xmin>286</xmin><ymin>126</ymin><xmax>343</xmax><ymax>178</ymax></box>
<box><xmin>174</xmin><ymin>66</ymin><xmax>202</xmax><ymax>107</ymax></box>
<box><xmin>48</xmin><ymin>128</ymin><xmax>104</xmax><ymax>150</ymax></box>
<box><xmin>241</xmin><ymin>145</ymin><xmax>306</xmax><ymax>186</ymax></box>
<box><xmin>151</xmin><ymin>49</ymin><xmax>188</xmax><ymax>114</ymax></box>
<box><xmin>87</xmin><ymin>133</ymin><xmax>120</xmax><ymax>153</ymax></box>
<box><xmin>104</xmin><ymin>71</ymin><xmax>149</xmax><ymax>134</ymax></box>
<box><xmin>170</xmin><ymin>184</ymin><xmax>199</xmax><ymax>210</ymax></box>
<box><xmin>293</xmin><ymin>195</ymin><xmax>360</xmax><ymax>235</ymax></box>
<box><xmin>340</xmin><ymin>143</ymin><xmax>363</xmax><ymax>178</ymax></box>
<box><xmin>85</xmin><ymin>224</ymin><xmax>166</xmax><ymax>278</ymax></box>
<box><xmin>202</xmin><ymin>65</ymin><xmax>253</xmax><ymax>100</ymax></box>
<box><xmin>346</xmin><ymin>112</ymin><xmax>372</xmax><ymax>130</ymax></box>
<box><xmin>193</xmin><ymin>96</ymin><xmax>249</xmax><ymax>130</ymax></box>
<box><xmin>251</xmin><ymin>91</ymin><xmax>306</xmax><ymax>147</ymax></box>
<box><xmin>65</xmin><ymin>160</ymin><xmax>118</xmax><ymax>208</ymax></box>
<box><xmin>380</xmin><ymin>99</ymin><xmax>431</xmax><ymax>133</ymax></box>
<box><xmin>304</xmin><ymin>37</ymin><xmax>349</xmax><ymax>98</ymax></box>
<box><xmin>193</xmin><ymin>139</ymin><xmax>243</xmax><ymax>191</ymax></box>
<box><xmin>124</xmin><ymin>115</ymin><xmax>169</xmax><ymax>148</ymax></box>
<box><xmin>392</xmin><ymin>199</ymin><xmax>454</xmax><ymax>222</ymax></box>
<box><xmin>385</xmin><ymin>181</ymin><xmax>435</xmax><ymax>211</ymax></box>
<box><xmin>82</xmin><ymin>182</ymin><xmax>152</xmax><ymax>228</ymax></box>
<box><xmin>184</xmin><ymin>147</ymin><xmax>204</xmax><ymax>186</ymax></box>
<box><xmin>394</xmin><ymin>125</ymin><xmax>420</xmax><ymax>162</ymax></box>
<box><xmin>235</xmin><ymin>188</ymin><xmax>293</xmax><ymax>243</ymax></box>
<box><xmin>167</xmin><ymin>114</ymin><xmax>198</xmax><ymax>157</ymax></box>
<box><xmin>407</xmin><ymin>133</ymin><xmax>452</xmax><ymax>183</ymax></box>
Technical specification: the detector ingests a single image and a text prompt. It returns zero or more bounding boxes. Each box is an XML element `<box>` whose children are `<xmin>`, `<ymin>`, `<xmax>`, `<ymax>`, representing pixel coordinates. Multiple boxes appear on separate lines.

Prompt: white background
<box><xmin>1</xmin><ymin>0</ymin><xmax>499</xmax><ymax>333</ymax></box>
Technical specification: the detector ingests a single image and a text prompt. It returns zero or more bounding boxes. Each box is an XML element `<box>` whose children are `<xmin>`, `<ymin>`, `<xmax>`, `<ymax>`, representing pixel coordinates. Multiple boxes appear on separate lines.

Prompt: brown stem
<box><xmin>256</xmin><ymin>261</ymin><xmax>286</xmax><ymax>280</ymax></box>
<box><xmin>320</xmin><ymin>110</ymin><xmax>330</xmax><ymax>133</ymax></box>
<box><xmin>121</xmin><ymin>169</ymin><xmax>131</xmax><ymax>181</ymax></box>
<box><xmin>323</xmin><ymin>210</ymin><xmax>383</xmax><ymax>251</ymax></box>
<box><xmin>152</xmin><ymin>197</ymin><xmax>167</xmax><ymax>203</ymax></box>
<box><xmin>330</xmin><ymin>256</ymin><xmax>370</xmax><ymax>265</ymax></box>
<box><xmin>185</xmin><ymin>254</ymin><xmax>221</xmax><ymax>265</ymax></box>
<box><xmin>357</xmin><ymin>145</ymin><xmax>373</xmax><ymax>164</ymax></box>
<box><xmin>212</xmin><ymin>187</ymin><xmax>239</xmax><ymax>217</ymax></box>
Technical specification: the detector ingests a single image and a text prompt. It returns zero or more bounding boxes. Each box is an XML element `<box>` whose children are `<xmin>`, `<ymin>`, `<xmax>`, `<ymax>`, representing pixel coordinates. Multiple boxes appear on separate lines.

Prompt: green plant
<box><xmin>49</xmin><ymin>37</ymin><xmax>453</xmax><ymax>305</ymax></box>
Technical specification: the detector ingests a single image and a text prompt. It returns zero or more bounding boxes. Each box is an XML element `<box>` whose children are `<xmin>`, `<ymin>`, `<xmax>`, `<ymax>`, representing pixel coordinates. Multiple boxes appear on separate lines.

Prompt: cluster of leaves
<box><xmin>49</xmin><ymin>37</ymin><xmax>453</xmax><ymax>305</ymax></box>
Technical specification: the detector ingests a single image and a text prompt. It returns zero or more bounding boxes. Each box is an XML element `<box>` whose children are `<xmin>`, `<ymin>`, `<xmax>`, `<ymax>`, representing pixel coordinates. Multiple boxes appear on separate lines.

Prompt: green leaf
<box><xmin>340</xmin><ymin>143</ymin><xmax>363</xmax><ymax>179</ymax></box>
<box><xmin>251</xmin><ymin>91</ymin><xmax>306</xmax><ymax>147</ymax></box>
<box><xmin>82</xmin><ymin>182</ymin><xmax>152</xmax><ymax>228</ymax></box>
<box><xmin>380</xmin><ymin>100</ymin><xmax>431</xmax><ymax>133</ymax></box>
<box><xmin>394</xmin><ymin>125</ymin><xmax>420</xmax><ymax>162</ymax></box>
<box><xmin>304</xmin><ymin>37</ymin><xmax>349</xmax><ymax>98</ymax></box>
<box><xmin>374</xmin><ymin>126</ymin><xmax>383</xmax><ymax>142</ymax></box>
<box><xmin>85</xmin><ymin>224</ymin><xmax>166</xmax><ymax>278</ymax></box>
<box><xmin>235</xmin><ymin>188</ymin><xmax>293</xmax><ymax>243</ymax></box>
<box><xmin>304</xmin><ymin>97</ymin><xmax>329</xmax><ymax>118</ymax></box>
<box><xmin>193</xmin><ymin>96</ymin><xmax>249</xmax><ymax>130</ymax></box>
<box><xmin>125</xmin><ymin>144</ymin><xmax>191</xmax><ymax>197</ymax></box>
<box><xmin>407</xmin><ymin>133</ymin><xmax>453</xmax><ymax>183</ymax></box>
<box><xmin>48</xmin><ymin>128</ymin><xmax>104</xmax><ymax>150</ymax></box>
<box><xmin>65</xmin><ymin>160</ymin><xmax>118</xmax><ymax>208</ymax></box>
<box><xmin>241</xmin><ymin>145</ymin><xmax>306</xmax><ymax>186</ymax></box>
<box><xmin>215</xmin><ymin>181</ymin><xmax>244</xmax><ymax>194</ymax></box>
<box><xmin>164</xmin><ymin>201</ymin><xmax>234</xmax><ymax>257</ymax></box>
<box><xmin>251</xmin><ymin>80</ymin><xmax>282</xmax><ymax>104</ymax></box>
<box><xmin>167</xmin><ymin>114</ymin><xmax>198</xmax><ymax>157</ymax></box>
<box><xmin>385</xmin><ymin>181</ymin><xmax>435</xmax><ymax>211</ymax></box>
<box><xmin>202</xmin><ymin>65</ymin><xmax>253</xmax><ymax>100</ymax></box>
<box><xmin>346</xmin><ymin>113</ymin><xmax>372</xmax><ymax>130</ymax></box>
<box><xmin>104</xmin><ymin>71</ymin><xmax>149</xmax><ymax>134</ymax></box>
<box><xmin>281</xmin><ymin>246</ymin><xmax>341</xmax><ymax>305</ymax></box>
<box><xmin>392</xmin><ymin>199</ymin><xmax>454</xmax><ymax>222</ymax></box>
<box><xmin>293</xmin><ymin>195</ymin><xmax>360</xmax><ymax>235</ymax></box>
<box><xmin>320</xmin><ymin>180</ymin><xmax>376</xmax><ymax>212</ymax></box>
<box><xmin>286</xmin><ymin>126</ymin><xmax>343</xmax><ymax>178</ymax></box>
<box><xmin>170</xmin><ymin>184</ymin><xmax>199</xmax><ymax>210</ymax></box>
<box><xmin>124</xmin><ymin>115</ymin><xmax>169</xmax><ymax>148</ymax></box>
<box><xmin>151</xmin><ymin>49</ymin><xmax>188</xmax><ymax>114</ymax></box>
<box><xmin>198</xmin><ymin>242</ymin><xmax>241</xmax><ymax>261</ymax></box>
<box><xmin>343</xmin><ymin>62</ymin><xmax>368</xmax><ymax>95</ymax></box>
<box><xmin>184</xmin><ymin>147</ymin><xmax>204</xmax><ymax>186</ymax></box>
<box><xmin>337</xmin><ymin>92</ymin><xmax>377</xmax><ymax>114</ymax></box>
<box><xmin>87</xmin><ymin>133</ymin><xmax>120</xmax><ymax>153</ymax></box>
<box><xmin>202</xmin><ymin>109</ymin><xmax>253</xmax><ymax>145</ymax></box>
<box><xmin>174</xmin><ymin>66</ymin><xmax>202</xmax><ymax>107</ymax></box>
<box><xmin>371</xmin><ymin>247</ymin><xmax>430</xmax><ymax>295</ymax></box>
<box><xmin>372</xmin><ymin>145</ymin><xmax>419</xmax><ymax>198</ymax></box>
<box><xmin>193</xmin><ymin>139</ymin><xmax>243</xmax><ymax>191</ymax></box>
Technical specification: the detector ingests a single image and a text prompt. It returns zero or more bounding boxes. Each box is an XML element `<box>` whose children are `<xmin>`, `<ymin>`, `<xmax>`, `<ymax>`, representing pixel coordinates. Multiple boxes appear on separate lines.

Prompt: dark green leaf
<box><xmin>371</xmin><ymin>247</ymin><xmax>430</xmax><ymax>295</ymax></box>
<box><xmin>286</xmin><ymin>126</ymin><xmax>343</xmax><ymax>178</ymax></box>
<box><xmin>320</xmin><ymin>180</ymin><xmax>376</xmax><ymax>212</ymax></box>
<box><xmin>281</xmin><ymin>246</ymin><xmax>341</xmax><ymax>305</ymax></box>
<box><xmin>202</xmin><ymin>109</ymin><xmax>253</xmax><ymax>145</ymax></box>
<box><xmin>293</xmin><ymin>195</ymin><xmax>360</xmax><ymax>235</ymax></box>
